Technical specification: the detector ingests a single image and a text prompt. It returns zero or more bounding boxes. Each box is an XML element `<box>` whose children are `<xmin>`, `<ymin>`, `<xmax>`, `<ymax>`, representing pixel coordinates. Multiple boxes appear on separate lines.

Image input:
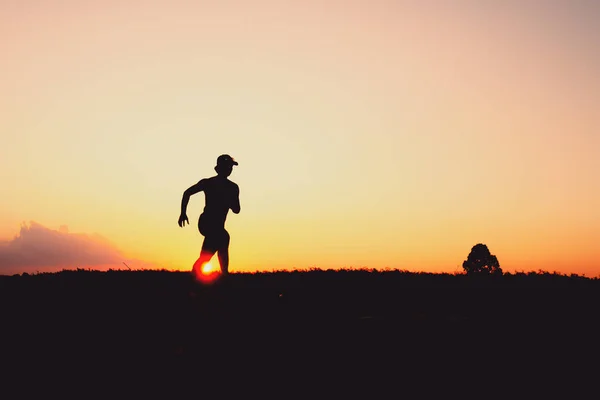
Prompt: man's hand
<box><xmin>178</xmin><ymin>214</ymin><xmax>189</xmax><ymax>227</ymax></box>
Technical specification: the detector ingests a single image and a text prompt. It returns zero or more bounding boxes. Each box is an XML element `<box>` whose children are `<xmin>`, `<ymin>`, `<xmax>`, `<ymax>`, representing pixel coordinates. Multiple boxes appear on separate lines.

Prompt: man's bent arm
<box><xmin>180</xmin><ymin>193</ymin><xmax>190</xmax><ymax>216</ymax></box>
<box><xmin>181</xmin><ymin>180</ymin><xmax>205</xmax><ymax>215</ymax></box>
<box><xmin>230</xmin><ymin>185</ymin><xmax>241</xmax><ymax>214</ymax></box>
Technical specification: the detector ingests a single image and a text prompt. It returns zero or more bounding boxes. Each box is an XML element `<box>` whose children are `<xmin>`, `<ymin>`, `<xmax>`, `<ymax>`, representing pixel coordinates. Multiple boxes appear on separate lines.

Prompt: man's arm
<box><xmin>178</xmin><ymin>180</ymin><xmax>206</xmax><ymax>227</ymax></box>
<box><xmin>230</xmin><ymin>184</ymin><xmax>240</xmax><ymax>214</ymax></box>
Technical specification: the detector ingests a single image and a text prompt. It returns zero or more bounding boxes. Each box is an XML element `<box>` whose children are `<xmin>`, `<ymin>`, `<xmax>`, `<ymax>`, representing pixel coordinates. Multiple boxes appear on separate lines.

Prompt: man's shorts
<box><xmin>198</xmin><ymin>213</ymin><xmax>230</xmax><ymax>249</ymax></box>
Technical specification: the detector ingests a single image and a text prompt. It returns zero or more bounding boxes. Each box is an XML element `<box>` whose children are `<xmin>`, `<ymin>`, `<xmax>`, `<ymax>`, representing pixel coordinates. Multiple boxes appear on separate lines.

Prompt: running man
<box><xmin>178</xmin><ymin>154</ymin><xmax>240</xmax><ymax>278</ymax></box>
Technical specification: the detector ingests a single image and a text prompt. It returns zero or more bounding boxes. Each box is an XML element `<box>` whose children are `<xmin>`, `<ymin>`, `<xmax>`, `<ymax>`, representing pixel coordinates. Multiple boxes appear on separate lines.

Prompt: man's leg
<box><xmin>216</xmin><ymin>230</ymin><xmax>231</xmax><ymax>275</ymax></box>
<box><xmin>192</xmin><ymin>237</ymin><xmax>216</xmax><ymax>279</ymax></box>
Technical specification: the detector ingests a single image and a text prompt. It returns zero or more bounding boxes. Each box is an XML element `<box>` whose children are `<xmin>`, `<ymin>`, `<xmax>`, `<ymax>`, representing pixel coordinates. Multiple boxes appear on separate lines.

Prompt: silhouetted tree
<box><xmin>463</xmin><ymin>243</ymin><xmax>502</xmax><ymax>275</ymax></box>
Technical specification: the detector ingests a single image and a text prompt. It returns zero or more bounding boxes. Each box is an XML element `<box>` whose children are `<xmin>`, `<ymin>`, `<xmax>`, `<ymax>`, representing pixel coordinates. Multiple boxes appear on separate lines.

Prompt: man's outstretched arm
<box><xmin>178</xmin><ymin>180</ymin><xmax>206</xmax><ymax>227</ymax></box>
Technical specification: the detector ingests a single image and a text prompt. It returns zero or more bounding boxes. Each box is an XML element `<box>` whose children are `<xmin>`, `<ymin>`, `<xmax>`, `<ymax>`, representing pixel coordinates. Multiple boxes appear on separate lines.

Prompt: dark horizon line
<box><xmin>1</xmin><ymin>266</ymin><xmax>598</xmax><ymax>280</ymax></box>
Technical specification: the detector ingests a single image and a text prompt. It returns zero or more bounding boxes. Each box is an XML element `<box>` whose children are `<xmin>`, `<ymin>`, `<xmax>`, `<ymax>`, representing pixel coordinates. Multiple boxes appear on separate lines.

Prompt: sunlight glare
<box><xmin>195</xmin><ymin>261</ymin><xmax>220</xmax><ymax>285</ymax></box>
<box><xmin>202</xmin><ymin>262</ymin><xmax>215</xmax><ymax>275</ymax></box>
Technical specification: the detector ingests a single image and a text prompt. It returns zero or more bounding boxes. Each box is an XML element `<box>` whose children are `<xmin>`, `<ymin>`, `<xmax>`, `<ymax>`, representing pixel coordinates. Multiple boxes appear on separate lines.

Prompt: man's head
<box><xmin>215</xmin><ymin>154</ymin><xmax>238</xmax><ymax>177</ymax></box>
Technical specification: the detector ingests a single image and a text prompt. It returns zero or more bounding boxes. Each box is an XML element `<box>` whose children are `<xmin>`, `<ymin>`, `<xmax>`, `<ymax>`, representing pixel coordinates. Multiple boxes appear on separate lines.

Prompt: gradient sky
<box><xmin>2</xmin><ymin>0</ymin><xmax>599</xmax><ymax>276</ymax></box>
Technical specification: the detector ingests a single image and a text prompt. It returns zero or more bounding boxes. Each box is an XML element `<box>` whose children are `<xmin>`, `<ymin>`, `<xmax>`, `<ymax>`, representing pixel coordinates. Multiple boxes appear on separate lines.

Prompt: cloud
<box><xmin>0</xmin><ymin>221</ymin><xmax>132</xmax><ymax>275</ymax></box>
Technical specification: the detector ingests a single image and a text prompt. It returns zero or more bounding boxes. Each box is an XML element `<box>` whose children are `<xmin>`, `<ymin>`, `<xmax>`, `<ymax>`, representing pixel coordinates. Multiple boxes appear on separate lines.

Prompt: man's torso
<box><xmin>200</xmin><ymin>176</ymin><xmax>237</xmax><ymax>226</ymax></box>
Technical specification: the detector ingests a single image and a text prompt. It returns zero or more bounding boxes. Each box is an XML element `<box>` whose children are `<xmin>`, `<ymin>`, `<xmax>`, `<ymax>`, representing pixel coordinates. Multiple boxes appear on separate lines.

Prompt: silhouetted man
<box><xmin>178</xmin><ymin>154</ymin><xmax>240</xmax><ymax>279</ymax></box>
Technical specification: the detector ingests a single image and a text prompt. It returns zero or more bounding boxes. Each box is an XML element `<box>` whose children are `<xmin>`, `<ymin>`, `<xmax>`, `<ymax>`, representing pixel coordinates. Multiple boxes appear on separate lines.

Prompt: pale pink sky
<box><xmin>1</xmin><ymin>1</ymin><xmax>599</xmax><ymax>275</ymax></box>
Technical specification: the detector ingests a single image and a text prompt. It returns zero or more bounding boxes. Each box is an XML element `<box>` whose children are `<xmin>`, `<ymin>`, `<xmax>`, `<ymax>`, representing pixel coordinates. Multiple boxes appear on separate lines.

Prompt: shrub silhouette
<box><xmin>462</xmin><ymin>243</ymin><xmax>502</xmax><ymax>275</ymax></box>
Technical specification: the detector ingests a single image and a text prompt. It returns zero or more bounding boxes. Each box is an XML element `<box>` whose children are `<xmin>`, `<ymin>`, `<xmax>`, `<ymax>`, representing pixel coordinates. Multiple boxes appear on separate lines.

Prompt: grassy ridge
<box><xmin>2</xmin><ymin>269</ymin><xmax>598</xmax><ymax>397</ymax></box>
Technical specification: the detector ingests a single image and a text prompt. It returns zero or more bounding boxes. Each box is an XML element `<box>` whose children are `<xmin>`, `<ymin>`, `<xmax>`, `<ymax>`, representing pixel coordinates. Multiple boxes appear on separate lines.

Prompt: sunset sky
<box><xmin>2</xmin><ymin>0</ymin><xmax>599</xmax><ymax>276</ymax></box>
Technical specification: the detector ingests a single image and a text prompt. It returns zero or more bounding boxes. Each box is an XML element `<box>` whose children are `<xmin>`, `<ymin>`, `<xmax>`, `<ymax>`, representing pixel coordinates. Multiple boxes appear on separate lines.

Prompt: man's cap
<box><xmin>216</xmin><ymin>154</ymin><xmax>238</xmax><ymax>166</ymax></box>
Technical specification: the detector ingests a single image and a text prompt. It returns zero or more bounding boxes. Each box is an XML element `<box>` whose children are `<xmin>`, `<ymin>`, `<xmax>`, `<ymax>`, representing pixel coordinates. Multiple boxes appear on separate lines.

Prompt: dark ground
<box><xmin>1</xmin><ymin>269</ymin><xmax>599</xmax><ymax>398</ymax></box>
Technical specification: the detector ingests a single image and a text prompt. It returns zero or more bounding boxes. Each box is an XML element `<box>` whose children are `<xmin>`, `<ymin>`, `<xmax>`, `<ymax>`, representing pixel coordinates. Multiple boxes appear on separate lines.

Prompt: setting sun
<box><xmin>201</xmin><ymin>262</ymin><xmax>215</xmax><ymax>275</ymax></box>
<box><xmin>194</xmin><ymin>261</ymin><xmax>220</xmax><ymax>284</ymax></box>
